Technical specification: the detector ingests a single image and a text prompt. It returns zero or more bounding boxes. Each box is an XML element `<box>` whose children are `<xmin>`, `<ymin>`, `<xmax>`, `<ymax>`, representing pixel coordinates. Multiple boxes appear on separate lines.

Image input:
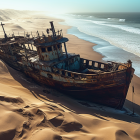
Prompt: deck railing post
<box><xmin>98</xmin><ymin>63</ymin><xmax>101</xmax><ymax>69</ymax></box>
<box><xmin>86</xmin><ymin>60</ymin><xmax>89</xmax><ymax>68</ymax></box>
<box><xmin>65</xmin><ymin>71</ymin><xmax>68</xmax><ymax>76</ymax></box>
<box><xmin>104</xmin><ymin>64</ymin><xmax>108</xmax><ymax>71</ymax></box>
<box><xmin>80</xmin><ymin>58</ymin><xmax>84</xmax><ymax>64</ymax></box>
<box><xmin>28</xmin><ymin>44</ymin><xmax>31</xmax><ymax>50</ymax></box>
<box><xmin>23</xmin><ymin>44</ymin><xmax>28</xmax><ymax>62</ymax></box>
<box><xmin>59</xmin><ymin>70</ymin><xmax>62</xmax><ymax>75</ymax></box>
<box><xmin>92</xmin><ymin>61</ymin><xmax>95</xmax><ymax>68</ymax></box>
<box><xmin>71</xmin><ymin>73</ymin><xmax>74</xmax><ymax>78</ymax></box>
<box><xmin>31</xmin><ymin>43</ymin><xmax>33</xmax><ymax>50</ymax></box>
<box><xmin>8</xmin><ymin>45</ymin><xmax>13</xmax><ymax>55</ymax></box>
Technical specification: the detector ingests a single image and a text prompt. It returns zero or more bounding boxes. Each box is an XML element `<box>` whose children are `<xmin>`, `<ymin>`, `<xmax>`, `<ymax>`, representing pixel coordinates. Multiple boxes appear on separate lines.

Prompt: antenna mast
<box><xmin>1</xmin><ymin>22</ymin><xmax>7</xmax><ymax>41</ymax></box>
<box><xmin>50</xmin><ymin>21</ymin><xmax>56</xmax><ymax>38</ymax></box>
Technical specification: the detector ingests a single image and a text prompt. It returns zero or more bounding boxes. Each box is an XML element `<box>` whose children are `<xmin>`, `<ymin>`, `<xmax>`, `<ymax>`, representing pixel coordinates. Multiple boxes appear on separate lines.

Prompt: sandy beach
<box><xmin>0</xmin><ymin>9</ymin><xmax>140</xmax><ymax>140</ymax></box>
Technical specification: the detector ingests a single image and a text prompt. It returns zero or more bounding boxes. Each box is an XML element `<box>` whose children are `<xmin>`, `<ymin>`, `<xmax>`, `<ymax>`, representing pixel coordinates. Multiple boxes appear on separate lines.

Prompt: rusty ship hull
<box><xmin>0</xmin><ymin>52</ymin><xmax>134</xmax><ymax>109</ymax></box>
<box><xmin>0</xmin><ymin>21</ymin><xmax>134</xmax><ymax>109</ymax></box>
<box><xmin>25</xmin><ymin>65</ymin><xmax>134</xmax><ymax>109</ymax></box>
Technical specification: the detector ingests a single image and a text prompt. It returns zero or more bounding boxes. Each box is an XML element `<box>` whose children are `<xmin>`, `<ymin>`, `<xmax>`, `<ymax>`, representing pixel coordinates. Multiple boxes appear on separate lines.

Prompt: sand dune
<box><xmin>0</xmin><ymin>9</ymin><xmax>140</xmax><ymax>140</ymax></box>
<box><xmin>0</xmin><ymin>9</ymin><xmax>30</xmax><ymax>20</ymax></box>
<box><xmin>0</xmin><ymin>15</ymin><xmax>10</xmax><ymax>21</ymax></box>
<box><xmin>0</xmin><ymin>86</ymin><xmax>139</xmax><ymax>140</ymax></box>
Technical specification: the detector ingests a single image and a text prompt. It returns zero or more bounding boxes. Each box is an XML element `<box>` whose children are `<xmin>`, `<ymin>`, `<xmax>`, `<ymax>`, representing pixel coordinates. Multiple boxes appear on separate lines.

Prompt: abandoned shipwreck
<box><xmin>0</xmin><ymin>22</ymin><xmax>134</xmax><ymax>109</ymax></box>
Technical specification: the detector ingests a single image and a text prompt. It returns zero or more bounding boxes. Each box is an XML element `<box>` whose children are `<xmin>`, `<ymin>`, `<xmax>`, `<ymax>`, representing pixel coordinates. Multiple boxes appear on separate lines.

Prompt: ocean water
<box><xmin>48</xmin><ymin>13</ymin><xmax>140</xmax><ymax>77</ymax></box>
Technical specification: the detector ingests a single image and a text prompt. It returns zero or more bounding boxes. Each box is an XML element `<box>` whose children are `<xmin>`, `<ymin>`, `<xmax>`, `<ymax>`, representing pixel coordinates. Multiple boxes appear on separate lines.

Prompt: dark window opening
<box><xmin>57</xmin><ymin>44</ymin><xmax>61</xmax><ymax>49</ymax></box>
<box><xmin>65</xmin><ymin>61</ymin><xmax>68</xmax><ymax>66</ymax></box>
<box><xmin>68</xmin><ymin>72</ymin><xmax>71</xmax><ymax>77</ymax></box>
<box><xmin>71</xmin><ymin>59</ymin><xmax>74</xmax><ymax>63</ymax></box>
<box><xmin>62</xmin><ymin>71</ymin><xmax>65</xmax><ymax>76</ymax></box>
<box><xmin>11</xmin><ymin>44</ymin><xmax>14</xmax><ymax>47</ymax></box>
<box><xmin>48</xmin><ymin>46</ymin><xmax>52</xmax><ymax>52</ymax></box>
<box><xmin>41</xmin><ymin>48</ymin><xmax>46</xmax><ymax>52</ymax></box>
<box><xmin>53</xmin><ymin>45</ymin><xmax>57</xmax><ymax>50</ymax></box>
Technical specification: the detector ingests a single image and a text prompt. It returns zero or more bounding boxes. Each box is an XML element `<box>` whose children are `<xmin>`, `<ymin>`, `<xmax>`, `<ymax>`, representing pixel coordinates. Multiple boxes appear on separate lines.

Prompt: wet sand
<box><xmin>0</xmin><ymin>9</ymin><xmax>140</xmax><ymax>140</ymax></box>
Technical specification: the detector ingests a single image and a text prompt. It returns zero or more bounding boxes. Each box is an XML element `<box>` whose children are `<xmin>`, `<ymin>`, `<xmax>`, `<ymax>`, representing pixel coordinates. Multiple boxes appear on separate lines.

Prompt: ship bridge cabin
<box><xmin>34</xmin><ymin>21</ymin><xmax>81</xmax><ymax>72</ymax></box>
<box><xmin>36</xmin><ymin>37</ymin><xmax>67</xmax><ymax>61</ymax></box>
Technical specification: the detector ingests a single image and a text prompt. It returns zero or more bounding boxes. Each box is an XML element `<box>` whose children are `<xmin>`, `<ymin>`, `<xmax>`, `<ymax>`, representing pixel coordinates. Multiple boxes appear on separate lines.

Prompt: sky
<box><xmin>0</xmin><ymin>0</ymin><xmax>140</xmax><ymax>13</ymax></box>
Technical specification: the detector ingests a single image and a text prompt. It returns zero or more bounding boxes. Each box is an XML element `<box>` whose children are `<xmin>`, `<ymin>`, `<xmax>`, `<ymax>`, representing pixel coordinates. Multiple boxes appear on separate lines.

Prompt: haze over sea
<box><xmin>49</xmin><ymin>12</ymin><xmax>140</xmax><ymax>77</ymax></box>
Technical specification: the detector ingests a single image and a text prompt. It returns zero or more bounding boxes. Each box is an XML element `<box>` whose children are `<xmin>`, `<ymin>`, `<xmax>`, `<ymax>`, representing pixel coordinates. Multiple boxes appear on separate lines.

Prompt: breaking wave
<box><xmin>89</xmin><ymin>20</ymin><xmax>140</xmax><ymax>35</ymax></box>
<box><xmin>107</xmin><ymin>18</ymin><xmax>125</xmax><ymax>22</ymax></box>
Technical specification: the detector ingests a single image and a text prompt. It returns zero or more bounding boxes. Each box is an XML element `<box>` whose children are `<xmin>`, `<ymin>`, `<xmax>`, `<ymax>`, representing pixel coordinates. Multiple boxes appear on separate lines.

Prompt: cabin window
<box><xmin>41</xmin><ymin>48</ymin><xmax>46</xmax><ymax>52</ymax></box>
<box><xmin>89</xmin><ymin>61</ymin><xmax>92</xmax><ymax>66</ymax></box>
<box><xmin>53</xmin><ymin>45</ymin><xmax>57</xmax><ymax>50</ymax></box>
<box><xmin>48</xmin><ymin>46</ymin><xmax>52</xmax><ymax>52</ymax></box>
<box><xmin>84</xmin><ymin>60</ymin><xmax>87</xmax><ymax>64</ymax></box>
<box><xmin>57</xmin><ymin>44</ymin><xmax>61</xmax><ymax>49</ymax></box>
<box><xmin>95</xmin><ymin>62</ymin><xmax>98</xmax><ymax>67</ymax></box>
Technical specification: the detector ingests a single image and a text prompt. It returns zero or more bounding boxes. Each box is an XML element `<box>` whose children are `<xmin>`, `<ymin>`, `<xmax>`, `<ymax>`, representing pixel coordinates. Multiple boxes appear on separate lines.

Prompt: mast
<box><xmin>1</xmin><ymin>22</ymin><xmax>7</xmax><ymax>41</ymax></box>
<box><xmin>50</xmin><ymin>21</ymin><xmax>56</xmax><ymax>38</ymax></box>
